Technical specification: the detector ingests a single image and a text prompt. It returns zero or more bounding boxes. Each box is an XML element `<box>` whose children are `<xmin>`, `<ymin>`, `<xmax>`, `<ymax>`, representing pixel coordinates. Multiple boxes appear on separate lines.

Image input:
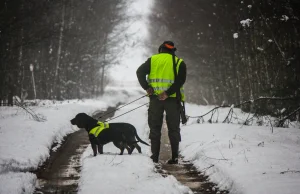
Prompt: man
<box><xmin>136</xmin><ymin>41</ymin><xmax>187</xmax><ymax>164</ymax></box>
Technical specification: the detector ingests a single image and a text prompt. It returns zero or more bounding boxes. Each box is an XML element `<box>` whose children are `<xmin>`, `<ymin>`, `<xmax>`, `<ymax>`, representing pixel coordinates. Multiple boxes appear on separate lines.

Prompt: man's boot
<box><xmin>167</xmin><ymin>141</ymin><xmax>179</xmax><ymax>164</ymax></box>
<box><xmin>150</xmin><ymin>140</ymin><xmax>160</xmax><ymax>163</ymax></box>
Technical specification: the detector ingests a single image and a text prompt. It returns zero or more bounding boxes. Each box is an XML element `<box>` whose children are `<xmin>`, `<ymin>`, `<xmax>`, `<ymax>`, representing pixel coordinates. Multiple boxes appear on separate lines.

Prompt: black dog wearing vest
<box><xmin>70</xmin><ymin>113</ymin><xmax>149</xmax><ymax>156</ymax></box>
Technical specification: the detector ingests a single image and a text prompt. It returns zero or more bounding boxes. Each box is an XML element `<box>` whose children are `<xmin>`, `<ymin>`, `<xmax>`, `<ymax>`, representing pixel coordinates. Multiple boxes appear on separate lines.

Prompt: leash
<box><xmin>98</xmin><ymin>95</ymin><xmax>148</xmax><ymax>119</ymax></box>
<box><xmin>104</xmin><ymin>102</ymin><xmax>149</xmax><ymax>122</ymax></box>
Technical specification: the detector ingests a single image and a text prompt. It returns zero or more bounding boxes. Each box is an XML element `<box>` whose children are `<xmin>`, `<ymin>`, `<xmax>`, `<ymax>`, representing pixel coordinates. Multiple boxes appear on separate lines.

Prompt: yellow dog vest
<box><xmin>89</xmin><ymin>122</ymin><xmax>109</xmax><ymax>137</ymax></box>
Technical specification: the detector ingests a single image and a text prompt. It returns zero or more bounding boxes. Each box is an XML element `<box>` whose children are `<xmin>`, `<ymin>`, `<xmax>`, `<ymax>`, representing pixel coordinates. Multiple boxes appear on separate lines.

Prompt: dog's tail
<box><xmin>134</xmin><ymin>130</ymin><xmax>150</xmax><ymax>146</ymax></box>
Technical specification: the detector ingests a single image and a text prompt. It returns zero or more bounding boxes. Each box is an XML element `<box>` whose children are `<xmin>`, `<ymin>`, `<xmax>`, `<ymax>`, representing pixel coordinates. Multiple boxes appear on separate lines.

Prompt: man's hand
<box><xmin>158</xmin><ymin>91</ymin><xmax>168</xmax><ymax>100</ymax></box>
<box><xmin>146</xmin><ymin>87</ymin><xmax>154</xmax><ymax>96</ymax></box>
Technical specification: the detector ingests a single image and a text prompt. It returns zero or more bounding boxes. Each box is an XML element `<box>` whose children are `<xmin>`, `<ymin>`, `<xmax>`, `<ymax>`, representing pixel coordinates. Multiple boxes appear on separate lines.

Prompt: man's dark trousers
<box><xmin>148</xmin><ymin>96</ymin><xmax>181</xmax><ymax>162</ymax></box>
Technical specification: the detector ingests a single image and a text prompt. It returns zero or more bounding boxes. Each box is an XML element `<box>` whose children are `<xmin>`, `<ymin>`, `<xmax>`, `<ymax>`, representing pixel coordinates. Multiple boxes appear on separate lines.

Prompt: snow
<box><xmin>181</xmin><ymin>105</ymin><xmax>300</xmax><ymax>194</ymax></box>
<box><xmin>233</xmin><ymin>33</ymin><xmax>239</xmax><ymax>39</ymax></box>
<box><xmin>1</xmin><ymin>89</ymin><xmax>300</xmax><ymax>194</ymax></box>
<box><xmin>257</xmin><ymin>47</ymin><xmax>264</xmax><ymax>51</ymax></box>
<box><xmin>78</xmin><ymin>95</ymin><xmax>191</xmax><ymax>194</ymax></box>
<box><xmin>79</xmin><ymin>153</ymin><xmax>190</xmax><ymax>194</ymax></box>
<box><xmin>181</xmin><ymin>123</ymin><xmax>300</xmax><ymax>194</ymax></box>
<box><xmin>0</xmin><ymin>172</ymin><xmax>36</xmax><ymax>194</ymax></box>
<box><xmin>0</xmin><ymin>88</ymin><xmax>144</xmax><ymax>194</ymax></box>
<box><xmin>281</xmin><ymin>15</ymin><xmax>289</xmax><ymax>21</ymax></box>
<box><xmin>2</xmin><ymin>0</ymin><xmax>299</xmax><ymax>193</ymax></box>
<box><xmin>240</xmin><ymin>19</ymin><xmax>252</xmax><ymax>27</ymax></box>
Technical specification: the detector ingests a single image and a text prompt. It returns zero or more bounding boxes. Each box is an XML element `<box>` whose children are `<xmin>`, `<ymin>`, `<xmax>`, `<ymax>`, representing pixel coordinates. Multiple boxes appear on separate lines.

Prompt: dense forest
<box><xmin>0</xmin><ymin>0</ymin><xmax>124</xmax><ymax>102</ymax></box>
<box><xmin>150</xmin><ymin>0</ymin><xmax>300</xmax><ymax>118</ymax></box>
<box><xmin>0</xmin><ymin>0</ymin><xmax>299</xmax><ymax>120</ymax></box>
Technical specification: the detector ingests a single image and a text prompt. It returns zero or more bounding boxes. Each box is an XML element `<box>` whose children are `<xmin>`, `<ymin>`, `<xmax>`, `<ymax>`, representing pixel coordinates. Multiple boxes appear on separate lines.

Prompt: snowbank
<box><xmin>0</xmin><ymin>88</ymin><xmax>144</xmax><ymax>194</ymax></box>
<box><xmin>180</xmin><ymin>104</ymin><xmax>300</xmax><ymax>194</ymax></box>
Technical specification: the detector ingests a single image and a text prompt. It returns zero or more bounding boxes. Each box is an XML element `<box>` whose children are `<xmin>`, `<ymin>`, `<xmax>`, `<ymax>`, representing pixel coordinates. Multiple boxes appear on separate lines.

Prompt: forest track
<box><xmin>33</xmin><ymin>107</ymin><xmax>116</xmax><ymax>194</ymax></box>
<box><xmin>33</xmin><ymin>105</ymin><xmax>229</xmax><ymax>194</ymax></box>
<box><xmin>156</xmin><ymin>119</ymin><xmax>229</xmax><ymax>194</ymax></box>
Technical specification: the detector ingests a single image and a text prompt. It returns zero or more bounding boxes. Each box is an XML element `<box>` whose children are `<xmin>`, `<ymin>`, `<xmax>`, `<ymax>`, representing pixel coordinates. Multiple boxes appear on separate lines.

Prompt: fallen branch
<box><xmin>188</xmin><ymin>96</ymin><xmax>299</xmax><ymax>127</ymax></box>
<box><xmin>14</xmin><ymin>97</ymin><xmax>46</xmax><ymax>122</ymax></box>
<box><xmin>235</xmin><ymin>97</ymin><xmax>297</xmax><ymax>108</ymax></box>
<box><xmin>189</xmin><ymin>105</ymin><xmax>230</xmax><ymax>119</ymax></box>
<box><xmin>276</xmin><ymin>106</ymin><xmax>300</xmax><ymax>127</ymax></box>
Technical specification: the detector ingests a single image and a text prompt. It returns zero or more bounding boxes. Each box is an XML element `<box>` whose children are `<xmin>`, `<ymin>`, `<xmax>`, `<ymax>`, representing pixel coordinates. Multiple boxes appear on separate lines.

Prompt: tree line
<box><xmin>0</xmin><ymin>0</ymin><xmax>124</xmax><ymax>104</ymax></box>
<box><xmin>1</xmin><ymin>0</ymin><xmax>299</xmax><ymax>121</ymax></box>
<box><xmin>149</xmin><ymin>0</ymin><xmax>300</xmax><ymax>119</ymax></box>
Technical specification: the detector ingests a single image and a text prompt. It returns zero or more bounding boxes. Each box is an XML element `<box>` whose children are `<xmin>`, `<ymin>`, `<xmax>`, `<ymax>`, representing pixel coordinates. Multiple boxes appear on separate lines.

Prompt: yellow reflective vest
<box><xmin>89</xmin><ymin>122</ymin><xmax>109</xmax><ymax>137</ymax></box>
<box><xmin>148</xmin><ymin>53</ymin><xmax>185</xmax><ymax>101</ymax></box>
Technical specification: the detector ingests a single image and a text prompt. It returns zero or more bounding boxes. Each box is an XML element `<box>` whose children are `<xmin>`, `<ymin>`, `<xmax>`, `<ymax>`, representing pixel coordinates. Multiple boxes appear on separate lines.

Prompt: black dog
<box><xmin>70</xmin><ymin>113</ymin><xmax>149</xmax><ymax>156</ymax></box>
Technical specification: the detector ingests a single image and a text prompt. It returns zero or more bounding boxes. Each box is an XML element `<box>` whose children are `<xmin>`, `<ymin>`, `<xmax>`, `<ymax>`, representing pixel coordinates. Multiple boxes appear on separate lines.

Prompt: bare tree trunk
<box><xmin>16</xmin><ymin>0</ymin><xmax>25</xmax><ymax>102</ymax></box>
<box><xmin>19</xmin><ymin>30</ymin><xmax>25</xmax><ymax>103</ymax></box>
<box><xmin>236</xmin><ymin>69</ymin><xmax>243</xmax><ymax>104</ymax></box>
<box><xmin>247</xmin><ymin>59</ymin><xmax>253</xmax><ymax>100</ymax></box>
<box><xmin>100</xmin><ymin>63</ymin><xmax>105</xmax><ymax>96</ymax></box>
<box><xmin>100</xmin><ymin>32</ymin><xmax>108</xmax><ymax>96</ymax></box>
<box><xmin>53</xmin><ymin>0</ymin><xmax>65</xmax><ymax>99</ymax></box>
<box><xmin>201</xmin><ymin>90</ymin><xmax>209</xmax><ymax>105</ymax></box>
<box><xmin>210</xmin><ymin>86</ymin><xmax>217</xmax><ymax>105</ymax></box>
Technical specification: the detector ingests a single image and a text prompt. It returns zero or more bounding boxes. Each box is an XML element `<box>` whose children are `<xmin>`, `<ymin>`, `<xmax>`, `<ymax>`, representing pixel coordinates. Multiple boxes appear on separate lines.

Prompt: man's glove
<box><xmin>146</xmin><ymin>87</ymin><xmax>154</xmax><ymax>96</ymax></box>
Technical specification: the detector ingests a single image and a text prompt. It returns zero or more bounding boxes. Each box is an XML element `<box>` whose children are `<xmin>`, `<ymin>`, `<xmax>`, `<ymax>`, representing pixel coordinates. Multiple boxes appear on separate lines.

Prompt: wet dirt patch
<box><xmin>156</xmin><ymin>120</ymin><xmax>229</xmax><ymax>194</ymax></box>
<box><xmin>33</xmin><ymin>107</ymin><xmax>115</xmax><ymax>194</ymax></box>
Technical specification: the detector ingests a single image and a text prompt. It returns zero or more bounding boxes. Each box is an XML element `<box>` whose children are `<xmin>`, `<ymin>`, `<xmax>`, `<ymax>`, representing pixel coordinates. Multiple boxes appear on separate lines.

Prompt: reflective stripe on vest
<box><xmin>89</xmin><ymin>121</ymin><xmax>109</xmax><ymax>137</ymax></box>
<box><xmin>148</xmin><ymin>79</ymin><xmax>174</xmax><ymax>84</ymax></box>
<box><xmin>148</xmin><ymin>53</ymin><xmax>185</xmax><ymax>101</ymax></box>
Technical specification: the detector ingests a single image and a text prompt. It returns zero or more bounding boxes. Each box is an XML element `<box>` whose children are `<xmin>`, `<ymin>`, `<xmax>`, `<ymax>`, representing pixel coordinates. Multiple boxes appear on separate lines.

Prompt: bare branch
<box><xmin>13</xmin><ymin>97</ymin><xmax>46</xmax><ymax>122</ymax></box>
<box><xmin>277</xmin><ymin>106</ymin><xmax>300</xmax><ymax>127</ymax></box>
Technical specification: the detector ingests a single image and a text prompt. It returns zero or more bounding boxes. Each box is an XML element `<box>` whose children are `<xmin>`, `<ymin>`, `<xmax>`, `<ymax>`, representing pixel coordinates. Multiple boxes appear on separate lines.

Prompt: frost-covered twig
<box><xmin>280</xmin><ymin>170</ymin><xmax>300</xmax><ymax>174</ymax></box>
<box><xmin>229</xmin><ymin>140</ymin><xmax>233</xmax><ymax>149</ymax></box>
<box><xmin>264</xmin><ymin>116</ymin><xmax>274</xmax><ymax>133</ymax></box>
<box><xmin>235</xmin><ymin>96</ymin><xmax>296</xmax><ymax>107</ymax></box>
<box><xmin>201</xmin><ymin>164</ymin><xmax>215</xmax><ymax>172</ymax></box>
<box><xmin>217</xmin><ymin>147</ymin><xmax>228</xmax><ymax>161</ymax></box>
<box><xmin>190</xmin><ymin>105</ymin><xmax>231</xmax><ymax>119</ymax></box>
<box><xmin>204</xmin><ymin>156</ymin><xmax>229</xmax><ymax>161</ymax></box>
<box><xmin>188</xmin><ymin>96</ymin><xmax>298</xmax><ymax>127</ymax></box>
<box><xmin>223</xmin><ymin>108</ymin><xmax>233</xmax><ymax>123</ymax></box>
<box><xmin>112</xmin><ymin>159</ymin><xmax>124</xmax><ymax>166</ymax></box>
<box><xmin>108</xmin><ymin>154</ymin><xmax>117</xmax><ymax>165</ymax></box>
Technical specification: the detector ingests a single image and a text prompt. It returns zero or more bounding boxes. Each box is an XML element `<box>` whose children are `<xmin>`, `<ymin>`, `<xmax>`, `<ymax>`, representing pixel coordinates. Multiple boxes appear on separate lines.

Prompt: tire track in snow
<box><xmin>156</xmin><ymin>118</ymin><xmax>229</xmax><ymax>194</ymax></box>
<box><xmin>33</xmin><ymin>107</ymin><xmax>116</xmax><ymax>194</ymax></box>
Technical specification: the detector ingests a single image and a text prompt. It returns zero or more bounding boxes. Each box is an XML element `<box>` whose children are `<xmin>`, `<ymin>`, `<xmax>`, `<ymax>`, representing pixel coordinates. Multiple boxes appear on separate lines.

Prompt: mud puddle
<box><xmin>33</xmin><ymin>107</ymin><xmax>115</xmax><ymax>194</ymax></box>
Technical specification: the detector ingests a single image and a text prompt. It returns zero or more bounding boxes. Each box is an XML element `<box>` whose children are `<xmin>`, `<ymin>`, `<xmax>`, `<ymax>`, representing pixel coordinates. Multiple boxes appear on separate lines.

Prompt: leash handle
<box><xmin>98</xmin><ymin>95</ymin><xmax>147</xmax><ymax>119</ymax></box>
